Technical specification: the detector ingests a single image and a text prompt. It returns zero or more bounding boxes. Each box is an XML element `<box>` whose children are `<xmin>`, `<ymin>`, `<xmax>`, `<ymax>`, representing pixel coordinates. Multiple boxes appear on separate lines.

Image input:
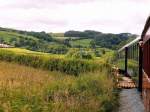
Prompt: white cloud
<box><xmin>0</xmin><ymin>0</ymin><xmax>149</xmax><ymax>34</ymax></box>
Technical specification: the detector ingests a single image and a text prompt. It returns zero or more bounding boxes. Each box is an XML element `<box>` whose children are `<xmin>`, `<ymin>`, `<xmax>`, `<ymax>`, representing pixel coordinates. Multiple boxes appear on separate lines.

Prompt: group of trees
<box><xmin>0</xmin><ymin>28</ymin><xmax>69</xmax><ymax>54</ymax></box>
<box><xmin>64</xmin><ymin>30</ymin><xmax>136</xmax><ymax>49</ymax></box>
<box><xmin>64</xmin><ymin>30</ymin><xmax>101</xmax><ymax>38</ymax></box>
<box><xmin>0</xmin><ymin>27</ymin><xmax>137</xmax><ymax>53</ymax></box>
<box><xmin>0</xmin><ymin>27</ymin><xmax>53</xmax><ymax>42</ymax></box>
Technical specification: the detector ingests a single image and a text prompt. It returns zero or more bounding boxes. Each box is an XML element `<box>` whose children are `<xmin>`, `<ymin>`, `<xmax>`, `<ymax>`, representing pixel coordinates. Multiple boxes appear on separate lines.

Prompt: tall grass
<box><xmin>0</xmin><ymin>61</ymin><xmax>118</xmax><ymax>112</ymax></box>
<box><xmin>116</xmin><ymin>59</ymin><xmax>139</xmax><ymax>82</ymax></box>
<box><xmin>0</xmin><ymin>49</ymin><xmax>110</xmax><ymax>75</ymax></box>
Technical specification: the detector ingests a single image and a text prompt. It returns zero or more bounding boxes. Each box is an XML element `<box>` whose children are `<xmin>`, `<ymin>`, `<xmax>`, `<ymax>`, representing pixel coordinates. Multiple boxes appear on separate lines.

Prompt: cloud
<box><xmin>0</xmin><ymin>0</ymin><xmax>149</xmax><ymax>34</ymax></box>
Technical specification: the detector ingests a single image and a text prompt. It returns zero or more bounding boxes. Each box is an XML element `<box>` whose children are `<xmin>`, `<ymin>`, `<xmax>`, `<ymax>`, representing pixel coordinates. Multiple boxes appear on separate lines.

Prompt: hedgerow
<box><xmin>0</xmin><ymin>49</ymin><xmax>109</xmax><ymax>75</ymax></box>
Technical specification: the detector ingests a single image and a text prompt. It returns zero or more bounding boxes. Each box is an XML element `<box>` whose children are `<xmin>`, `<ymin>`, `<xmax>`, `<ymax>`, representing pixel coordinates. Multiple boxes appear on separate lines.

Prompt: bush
<box><xmin>0</xmin><ymin>49</ymin><xmax>107</xmax><ymax>75</ymax></box>
<box><xmin>67</xmin><ymin>49</ymin><xmax>94</xmax><ymax>60</ymax></box>
<box><xmin>47</xmin><ymin>45</ymin><xmax>68</xmax><ymax>54</ymax></box>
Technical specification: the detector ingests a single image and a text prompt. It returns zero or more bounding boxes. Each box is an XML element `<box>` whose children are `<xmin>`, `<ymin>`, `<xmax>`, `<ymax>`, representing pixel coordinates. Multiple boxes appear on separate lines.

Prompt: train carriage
<box><xmin>141</xmin><ymin>16</ymin><xmax>150</xmax><ymax>112</ymax></box>
<box><xmin>118</xmin><ymin>16</ymin><xmax>150</xmax><ymax>112</ymax></box>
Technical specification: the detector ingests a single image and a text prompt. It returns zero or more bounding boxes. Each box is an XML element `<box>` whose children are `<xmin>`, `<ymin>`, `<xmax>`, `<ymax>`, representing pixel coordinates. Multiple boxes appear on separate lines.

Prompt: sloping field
<box><xmin>0</xmin><ymin>48</ymin><xmax>65</xmax><ymax>58</ymax></box>
<box><xmin>0</xmin><ymin>61</ymin><xmax>118</xmax><ymax>112</ymax></box>
<box><xmin>0</xmin><ymin>48</ymin><xmax>114</xmax><ymax>75</ymax></box>
<box><xmin>71</xmin><ymin>39</ymin><xmax>93</xmax><ymax>47</ymax></box>
<box><xmin>0</xmin><ymin>31</ymin><xmax>39</xmax><ymax>42</ymax></box>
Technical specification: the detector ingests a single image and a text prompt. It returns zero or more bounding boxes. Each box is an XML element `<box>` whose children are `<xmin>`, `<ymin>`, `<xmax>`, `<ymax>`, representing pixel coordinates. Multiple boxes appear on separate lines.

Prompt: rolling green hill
<box><xmin>0</xmin><ymin>27</ymin><xmax>137</xmax><ymax>54</ymax></box>
<box><xmin>0</xmin><ymin>29</ymin><xmax>120</xmax><ymax>112</ymax></box>
<box><xmin>0</xmin><ymin>27</ymin><xmax>68</xmax><ymax>54</ymax></box>
<box><xmin>64</xmin><ymin>30</ymin><xmax>137</xmax><ymax>49</ymax></box>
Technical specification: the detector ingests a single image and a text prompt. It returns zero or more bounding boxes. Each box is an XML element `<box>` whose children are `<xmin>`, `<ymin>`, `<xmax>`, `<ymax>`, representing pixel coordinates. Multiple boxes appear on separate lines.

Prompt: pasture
<box><xmin>0</xmin><ymin>61</ymin><xmax>118</xmax><ymax>112</ymax></box>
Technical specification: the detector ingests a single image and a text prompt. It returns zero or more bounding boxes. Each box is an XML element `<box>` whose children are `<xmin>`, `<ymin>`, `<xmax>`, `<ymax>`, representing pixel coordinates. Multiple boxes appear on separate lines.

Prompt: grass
<box><xmin>0</xmin><ymin>61</ymin><xmax>118</xmax><ymax>112</ymax></box>
<box><xmin>0</xmin><ymin>31</ymin><xmax>38</xmax><ymax>42</ymax></box>
<box><xmin>49</xmin><ymin>33</ymin><xmax>65</xmax><ymax>37</ymax></box>
<box><xmin>0</xmin><ymin>48</ymin><xmax>110</xmax><ymax>75</ymax></box>
<box><xmin>115</xmin><ymin>59</ymin><xmax>139</xmax><ymax>82</ymax></box>
<box><xmin>0</xmin><ymin>48</ymin><xmax>65</xmax><ymax>58</ymax></box>
<box><xmin>70</xmin><ymin>39</ymin><xmax>92</xmax><ymax>47</ymax></box>
<box><xmin>52</xmin><ymin>36</ymin><xmax>70</xmax><ymax>40</ymax></box>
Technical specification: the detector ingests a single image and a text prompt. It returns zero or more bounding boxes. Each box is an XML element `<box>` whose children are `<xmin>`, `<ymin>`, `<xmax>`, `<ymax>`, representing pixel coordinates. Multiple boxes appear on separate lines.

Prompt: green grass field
<box><xmin>0</xmin><ymin>61</ymin><xmax>118</xmax><ymax>112</ymax></box>
<box><xmin>0</xmin><ymin>31</ymin><xmax>38</xmax><ymax>42</ymax></box>
<box><xmin>0</xmin><ymin>48</ymin><xmax>65</xmax><ymax>58</ymax></box>
<box><xmin>0</xmin><ymin>48</ymin><xmax>110</xmax><ymax>75</ymax></box>
<box><xmin>70</xmin><ymin>39</ymin><xmax>92</xmax><ymax>47</ymax></box>
<box><xmin>0</xmin><ymin>47</ymin><xmax>114</xmax><ymax>62</ymax></box>
<box><xmin>49</xmin><ymin>33</ymin><xmax>65</xmax><ymax>37</ymax></box>
<box><xmin>0</xmin><ymin>46</ymin><xmax>119</xmax><ymax>112</ymax></box>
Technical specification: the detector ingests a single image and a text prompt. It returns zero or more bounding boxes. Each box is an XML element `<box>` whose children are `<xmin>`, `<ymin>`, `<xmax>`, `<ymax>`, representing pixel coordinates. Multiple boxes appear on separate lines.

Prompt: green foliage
<box><xmin>116</xmin><ymin>59</ymin><xmax>139</xmax><ymax>82</ymax></box>
<box><xmin>49</xmin><ymin>33</ymin><xmax>64</xmax><ymax>37</ymax></box>
<box><xmin>71</xmin><ymin>39</ymin><xmax>92</xmax><ymax>48</ymax></box>
<box><xmin>64</xmin><ymin>30</ymin><xmax>101</xmax><ymax>38</ymax></box>
<box><xmin>0</xmin><ymin>27</ymin><xmax>136</xmax><ymax>52</ymax></box>
<box><xmin>64</xmin><ymin>30</ymin><xmax>136</xmax><ymax>49</ymax></box>
<box><xmin>94</xmin><ymin>50</ymin><xmax>102</xmax><ymax>57</ymax></box>
<box><xmin>66</xmin><ymin>49</ymin><xmax>94</xmax><ymax>59</ymax></box>
<box><xmin>0</xmin><ymin>48</ymin><xmax>108</xmax><ymax>75</ymax></box>
<box><xmin>94</xmin><ymin>33</ymin><xmax>136</xmax><ymax>49</ymax></box>
<box><xmin>48</xmin><ymin>45</ymin><xmax>68</xmax><ymax>54</ymax></box>
<box><xmin>0</xmin><ymin>61</ymin><xmax>119</xmax><ymax>112</ymax></box>
<box><xmin>0</xmin><ymin>27</ymin><xmax>52</xmax><ymax>42</ymax></box>
<box><xmin>0</xmin><ymin>28</ymin><xmax>70</xmax><ymax>54</ymax></box>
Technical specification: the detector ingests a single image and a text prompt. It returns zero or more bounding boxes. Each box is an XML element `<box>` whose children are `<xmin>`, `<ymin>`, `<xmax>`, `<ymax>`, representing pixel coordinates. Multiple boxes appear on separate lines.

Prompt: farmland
<box><xmin>0</xmin><ymin>48</ymin><xmax>114</xmax><ymax>75</ymax></box>
<box><xmin>0</xmin><ymin>27</ymin><xmax>130</xmax><ymax>112</ymax></box>
<box><xmin>0</xmin><ymin>50</ymin><xmax>118</xmax><ymax>112</ymax></box>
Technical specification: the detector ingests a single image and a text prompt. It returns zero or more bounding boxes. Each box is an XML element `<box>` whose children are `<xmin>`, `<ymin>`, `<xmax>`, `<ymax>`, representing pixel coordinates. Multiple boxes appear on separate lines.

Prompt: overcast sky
<box><xmin>0</xmin><ymin>0</ymin><xmax>149</xmax><ymax>34</ymax></box>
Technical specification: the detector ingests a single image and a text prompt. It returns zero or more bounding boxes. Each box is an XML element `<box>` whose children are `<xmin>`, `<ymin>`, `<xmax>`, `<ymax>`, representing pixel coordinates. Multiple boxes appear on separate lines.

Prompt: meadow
<box><xmin>70</xmin><ymin>39</ymin><xmax>93</xmax><ymax>47</ymax></box>
<box><xmin>0</xmin><ymin>27</ymin><xmax>136</xmax><ymax>112</ymax></box>
<box><xmin>0</xmin><ymin>48</ymin><xmax>114</xmax><ymax>75</ymax></box>
<box><xmin>0</xmin><ymin>47</ymin><xmax>119</xmax><ymax>112</ymax></box>
<box><xmin>0</xmin><ymin>61</ymin><xmax>118</xmax><ymax>112</ymax></box>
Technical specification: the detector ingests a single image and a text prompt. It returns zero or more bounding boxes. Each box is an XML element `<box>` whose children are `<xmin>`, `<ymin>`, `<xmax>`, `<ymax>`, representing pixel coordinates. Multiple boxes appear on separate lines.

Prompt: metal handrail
<box><xmin>118</xmin><ymin>36</ymin><xmax>141</xmax><ymax>52</ymax></box>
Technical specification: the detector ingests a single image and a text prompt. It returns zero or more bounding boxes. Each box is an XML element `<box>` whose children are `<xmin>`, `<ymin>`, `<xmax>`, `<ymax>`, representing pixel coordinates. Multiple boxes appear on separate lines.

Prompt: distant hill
<box><xmin>63</xmin><ymin>30</ymin><xmax>137</xmax><ymax>49</ymax></box>
<box><xmin>0</xmin><ymin>27</ymin><xmax>68</xmax><ymax>54</ymax></box>
<box><xmin>0</xmin><ymin>27</ymin><xmax>137</xmax><ymax>53</ymax></box>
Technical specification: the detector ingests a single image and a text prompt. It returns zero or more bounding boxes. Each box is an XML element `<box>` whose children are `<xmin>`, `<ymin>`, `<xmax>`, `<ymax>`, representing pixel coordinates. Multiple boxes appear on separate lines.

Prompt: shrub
<box><xmin>0</xmin><ymin>49</ymin><xmax>107</xmax><ymax>75</ymax></box>
<box><xmin>67</xmin><ymin>49</ymin><xmax>94</xmax><ymax>60</ymax></box>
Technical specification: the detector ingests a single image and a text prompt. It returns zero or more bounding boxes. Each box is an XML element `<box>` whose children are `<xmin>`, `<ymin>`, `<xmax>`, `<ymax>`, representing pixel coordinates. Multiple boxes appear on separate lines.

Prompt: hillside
<box><xmin>0</xmin><ymin>27</ymin><xmax>68</xmax><ymax>54</ymax></box>
<box><xmin>63</xmin><ymin>30</ymin><xmax>137</xmax><ymax>49</ymax></box>
<box><xmin>0</xmin><ymin>27</ymin><xmax>136</xmax><ymax>54</ymax></box>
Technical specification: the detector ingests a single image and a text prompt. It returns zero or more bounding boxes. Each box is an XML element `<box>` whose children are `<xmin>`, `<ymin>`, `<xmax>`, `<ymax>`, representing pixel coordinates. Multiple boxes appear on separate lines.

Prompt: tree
<box><xmin>90</xmin><ymin>40</ymin><xmax>96</xmax><ymax>49</ymax></box>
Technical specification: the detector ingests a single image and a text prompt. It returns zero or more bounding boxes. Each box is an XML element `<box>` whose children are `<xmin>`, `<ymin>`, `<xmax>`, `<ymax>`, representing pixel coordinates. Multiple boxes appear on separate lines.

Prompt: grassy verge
<box><xmin>0</xmin><ymin>61</ymin><xmax>118</xmax><ymax>112</ymax></box>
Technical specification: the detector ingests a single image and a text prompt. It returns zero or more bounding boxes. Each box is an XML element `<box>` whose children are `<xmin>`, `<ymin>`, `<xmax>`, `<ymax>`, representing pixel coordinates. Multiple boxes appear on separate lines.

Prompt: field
<box><xmin>0</xmin><ymin>47</ymin><xmax>119</xmax><ymax>112</ymax></box>
<box><xmin>0</xmin><ymin>48</ymin><xmax>65</xmax><ymax>58</ymax></box>
<box><xmin>0</xmin><ymin>22</ymin><xmax>137</xmax><ymax>112</ymax></box>
<box><xmin>0</xmin><ymin>47</ymin><xmax>118</xmax><ymax>111</ymax></box>
<box><xmin>0</xmin><ymin>48</ymin><xmax>113</xmax><ymax>76</ymax></box>
<box><xmin>0</xmin><ymin>31</ymin><xmax>38</xmax><ymax>43</ymax></box>
<box><xmin>0</xmin><ymin>61</ymin><xmax>118</xmax><ymax>112</ymax></box>
<box><xmin>70</xmin><ymin>39</ymin><xmax>92</xmax><ymax>47</ymax></box>
<box><xmin>49</xmin><ymin>33</ymin><xmax>65</xmax><ymax>37</ymax></box>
